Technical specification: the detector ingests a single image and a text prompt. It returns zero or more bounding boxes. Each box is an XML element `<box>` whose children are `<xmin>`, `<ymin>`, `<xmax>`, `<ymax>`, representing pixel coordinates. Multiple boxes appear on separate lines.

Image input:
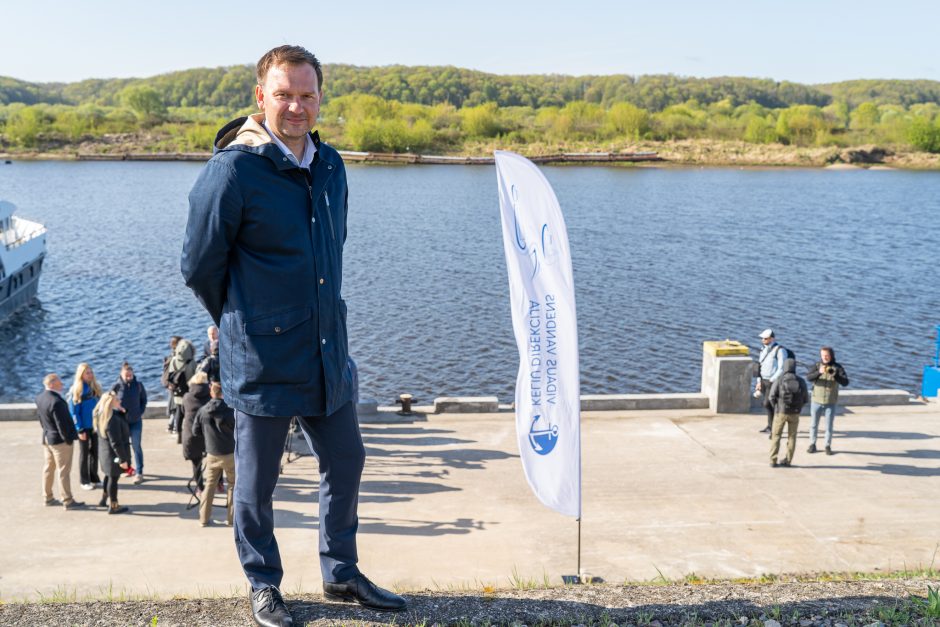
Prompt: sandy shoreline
<box><xmin>2</xmin><ymin>139</ymin><xmax>938</xmax><ymax>169</ymax></box>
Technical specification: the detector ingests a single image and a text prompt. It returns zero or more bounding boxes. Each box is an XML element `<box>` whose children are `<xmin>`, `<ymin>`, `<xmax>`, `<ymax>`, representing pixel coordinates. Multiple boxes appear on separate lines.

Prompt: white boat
<box><xmin>0</xmin><ymin>200</ymin><xmax>46</xmax><ymax>320</ymax></box>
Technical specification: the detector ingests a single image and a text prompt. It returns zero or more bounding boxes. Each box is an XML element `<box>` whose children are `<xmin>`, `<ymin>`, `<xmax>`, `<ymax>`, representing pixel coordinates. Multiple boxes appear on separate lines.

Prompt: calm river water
<box><xmin>1</xmin><ymin>160</ymin><xmax>937</xmax><ymax>403</ymax></box>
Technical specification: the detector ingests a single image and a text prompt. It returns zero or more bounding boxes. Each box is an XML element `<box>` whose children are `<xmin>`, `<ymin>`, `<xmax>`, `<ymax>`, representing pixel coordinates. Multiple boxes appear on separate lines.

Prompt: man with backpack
<box><xmin>768</xmin><ymin>356</ymin><xmax>809</xmax><ymax>467</ymax></box>
<box><xmin>161</xmin><ymin>335</ymin><xmax>196</xmax><ymax>442</ymax></box>
<box><xmin>755</xmin><ymin>328</ymin><xmax>789</xmax><ymax>436</ymax></box>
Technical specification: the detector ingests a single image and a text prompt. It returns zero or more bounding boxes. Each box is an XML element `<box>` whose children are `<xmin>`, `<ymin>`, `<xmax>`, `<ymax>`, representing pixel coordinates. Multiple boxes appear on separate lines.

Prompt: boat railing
<box><xmin>4</xmin><ymin>225</ymin><xmax>46</xmax><ymax>251</ymax></box>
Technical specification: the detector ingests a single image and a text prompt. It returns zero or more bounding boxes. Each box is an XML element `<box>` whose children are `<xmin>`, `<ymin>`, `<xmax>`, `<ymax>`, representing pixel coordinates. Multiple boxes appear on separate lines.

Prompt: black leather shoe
<box><xmin>251</xmin><ymin>586</ymin><xmax>293</xmax><ymax>627</ymax></box>
<box><xmin>323</xmin><ymin>574</ymin><xmax>406</xmax><ymax>612</ymax></box>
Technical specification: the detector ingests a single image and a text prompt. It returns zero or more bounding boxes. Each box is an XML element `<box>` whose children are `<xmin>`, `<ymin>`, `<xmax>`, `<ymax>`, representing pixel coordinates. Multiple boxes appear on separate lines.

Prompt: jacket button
<box><xmin>319</xmin><ymin>278</ymin><xmax>324</xmax><ymax>284</ymax></box>
<box><xmin>327</xmin><ymin>164</ymin><xmax>333</xmax><ymax>170</ymax></box>
<box><xmin>311</xmin><ymin>217</ymin><xmax>316</xmax><ymax>223</ymax></box>
<box><xmin>274</xmin><ymin>326</ymin><xmax>281</xmax><ymax>334</ymax></box>
<box><xmin>321</xmin><ymin>338</ymin><xmax>326</xmax><ymax>345</ymax></box>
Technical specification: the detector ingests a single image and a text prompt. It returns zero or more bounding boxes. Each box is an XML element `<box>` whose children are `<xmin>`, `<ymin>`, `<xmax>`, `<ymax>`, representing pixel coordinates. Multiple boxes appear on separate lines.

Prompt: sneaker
<box><xmin>759</xmin><ymin>426</ymin><xmax>771</xmax><ymax>433</ymax></box>
<box><xmin>825</xmin><ymin>446</ymin><xmax>833</xmax><ymax>455</ymax></box>
<box><xmin>770</xmin><ymin>460</ymin><xmax>778</xmax><ymax>467</ymax></box>
<box><xmin>781</xmin><ymin>459</ymin><xmax>791</xmax><ymax>467</ymax></box>
<box><xmin>807</xmin><ymin>443</ymin><xmax>817</xmax><ymax>454</ymax></box>
<box><xmin>80</xmin><ymin>483</ymin><xmax>94</xmax><ymax>491</ymax></box>
<box><xmin>108</xmin><ymin>504</ymin><xmax>129</xmax><ymax>515</ymax></box>
<box><xmin>132</xmin><ymin>474</ymin><xmax>144</xmax><ymax>485</ymax></box>
<box><xmin>63</xmin><ymin>500</ymin><xmax>85</xmax><ymax>510</ymax></box>
<box><xmin>98</xmin><ymin>497</ymin><xmax>108</xmax><ymax>507</ymax></box>
<box><xmin>44</xmin><ymin>498</ymin><xmax>61</xmax><ymax>507</ymax></box>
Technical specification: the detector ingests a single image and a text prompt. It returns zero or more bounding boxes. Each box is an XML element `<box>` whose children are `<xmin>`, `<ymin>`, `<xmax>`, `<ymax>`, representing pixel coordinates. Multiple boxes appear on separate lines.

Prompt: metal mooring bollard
<box><xmin>397</xmin><ymin>393</ymin><xmax>413</xmax><ymax>415</ymax></box>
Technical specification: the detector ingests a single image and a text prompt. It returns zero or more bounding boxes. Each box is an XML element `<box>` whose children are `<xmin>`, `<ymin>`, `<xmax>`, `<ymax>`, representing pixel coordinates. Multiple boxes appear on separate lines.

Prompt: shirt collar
<box><xmin>261</xmin><ymin>120</ymin><xmax>317</xmax><ymax>169</ymax></box>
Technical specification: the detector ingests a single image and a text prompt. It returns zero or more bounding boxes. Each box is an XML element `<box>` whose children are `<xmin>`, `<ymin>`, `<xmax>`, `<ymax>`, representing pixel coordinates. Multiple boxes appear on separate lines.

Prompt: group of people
<box><xmin>162</xmin><ymin>325</ymin><xmax>236</xmax><ymax>527</ymax></box>
<box><xmin>36</xmin><ymin>361</ymin><xmax>147</xmax><ymax>514</ymax></box>
<box><xmin>754</xmin><ymin>328</ymin><xmax>850</xmax><ymax>467</ymax></box>
<box><xmin>37</xmin><ymin>324</ymin><xmax>236</xmax><ymax>528</ymax></box>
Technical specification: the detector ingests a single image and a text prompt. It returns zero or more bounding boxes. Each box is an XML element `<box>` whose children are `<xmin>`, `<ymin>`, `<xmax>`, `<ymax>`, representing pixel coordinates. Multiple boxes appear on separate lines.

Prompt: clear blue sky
<box><xmin>3</xmin><ymin>0</ymin><xmax>938</xmax><ymax>84</ymax></box>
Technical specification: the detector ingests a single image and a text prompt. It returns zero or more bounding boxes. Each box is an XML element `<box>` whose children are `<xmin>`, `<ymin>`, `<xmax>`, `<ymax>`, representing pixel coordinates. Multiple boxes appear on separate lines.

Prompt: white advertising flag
<box><xmin>494</xmin><ymin>150</ymin><xmax>581</xmax><ymax>519</ymax></box>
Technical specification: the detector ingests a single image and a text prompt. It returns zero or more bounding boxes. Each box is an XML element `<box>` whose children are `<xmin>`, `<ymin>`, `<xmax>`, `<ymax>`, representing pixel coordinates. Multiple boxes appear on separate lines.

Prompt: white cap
<box><xmin>758</xmin><ymin>328</ymin><xmax>775</xmax><ymax>339</ymax></box>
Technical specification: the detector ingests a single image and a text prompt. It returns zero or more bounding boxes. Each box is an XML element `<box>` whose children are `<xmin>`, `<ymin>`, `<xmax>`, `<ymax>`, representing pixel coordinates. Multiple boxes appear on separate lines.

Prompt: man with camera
<box><xmin>805</xmin><ymin>346</ymin><xmax>849</xmax><ymax>455</ymax></box>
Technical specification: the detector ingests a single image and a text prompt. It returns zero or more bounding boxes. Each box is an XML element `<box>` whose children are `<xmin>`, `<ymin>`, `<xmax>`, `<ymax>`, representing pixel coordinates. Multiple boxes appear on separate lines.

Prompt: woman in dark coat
<box><xmin>181</xmin><ymin>371</ymin><xmax>211</xmax><ymax>493</ymax></box>
<box><xmin>94</xmin><ymin>391</ymin><xmax>131</xmax><ymax>514</ymax></box>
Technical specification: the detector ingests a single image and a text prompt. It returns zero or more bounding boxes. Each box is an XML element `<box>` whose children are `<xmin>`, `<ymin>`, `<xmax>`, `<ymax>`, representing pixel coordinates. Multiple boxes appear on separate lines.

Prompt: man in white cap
<box><xmin>755</xmin><ymin>329</ymin><xmax>788</xmax><ymax>435</ymax></box>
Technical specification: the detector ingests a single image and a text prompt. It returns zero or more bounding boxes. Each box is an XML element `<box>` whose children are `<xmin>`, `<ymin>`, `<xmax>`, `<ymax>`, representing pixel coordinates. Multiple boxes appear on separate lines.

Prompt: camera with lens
<box><xmin>825</xmin><ymin>366</ymin><xmax>835</xmax><ymax>376</ymax></box>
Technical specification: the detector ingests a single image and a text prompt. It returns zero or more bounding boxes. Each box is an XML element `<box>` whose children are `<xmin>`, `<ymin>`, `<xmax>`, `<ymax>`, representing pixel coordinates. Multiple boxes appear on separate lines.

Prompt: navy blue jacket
<box><xmin>181</xmin><ymin>114</ymin><xmax>353</xmax><ymax>417</ymax></box>
<box><xmin>111</xmin><ymin>377</ymin><xmax>148</xmax><ymax>424</ymax></box>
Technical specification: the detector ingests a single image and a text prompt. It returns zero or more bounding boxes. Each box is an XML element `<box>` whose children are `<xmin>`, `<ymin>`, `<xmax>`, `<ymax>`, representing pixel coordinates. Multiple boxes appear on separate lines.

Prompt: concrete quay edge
<box><xmin>0</xmin><ymin>389</ymin><xmax>917</xmax><ymax>421</ymax></box>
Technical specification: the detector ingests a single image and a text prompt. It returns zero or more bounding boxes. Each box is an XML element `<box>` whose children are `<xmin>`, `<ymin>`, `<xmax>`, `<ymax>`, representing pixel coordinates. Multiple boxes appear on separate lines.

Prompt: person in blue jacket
<box><xmin>67</xmin><ymin>362</ymin><xmax>101</xmax><ymax>490</ymax></box>
<box><xmin>111</xmin><ymin>362</ymin><xmax>148</xmax><ymax>483</ymax></box>
<box><xmin>181</xmin><ymin>45</ymin><xmax>404</xmax><ymax>627</ymax></box>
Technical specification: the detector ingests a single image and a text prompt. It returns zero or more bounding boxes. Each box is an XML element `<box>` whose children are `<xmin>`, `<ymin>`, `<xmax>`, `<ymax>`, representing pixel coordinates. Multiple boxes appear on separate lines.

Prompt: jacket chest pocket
<box><xmin>242</xmin><ymin>306</ymin><xmax>313</xmax><ymax>385</ymax></box>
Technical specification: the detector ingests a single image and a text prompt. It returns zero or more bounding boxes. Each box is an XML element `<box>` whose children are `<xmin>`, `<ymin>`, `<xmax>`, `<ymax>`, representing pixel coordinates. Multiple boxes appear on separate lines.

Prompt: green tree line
<box><xmin>5</xmin><ymin>64</ymin><xmax>940</xmax><ymax>111</ymax></box>
<box><xmin>1</xmin><ymin>65</ymin><xmax>940</xmax><ymax>154</ymax></box>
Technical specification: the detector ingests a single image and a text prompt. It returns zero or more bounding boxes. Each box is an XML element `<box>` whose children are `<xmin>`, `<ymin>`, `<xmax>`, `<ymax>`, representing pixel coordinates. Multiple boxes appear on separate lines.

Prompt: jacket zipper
<box><xmin>324</xmin><ymin>191</ymin><xmax>336</xmax><ymax>242</ymax></box>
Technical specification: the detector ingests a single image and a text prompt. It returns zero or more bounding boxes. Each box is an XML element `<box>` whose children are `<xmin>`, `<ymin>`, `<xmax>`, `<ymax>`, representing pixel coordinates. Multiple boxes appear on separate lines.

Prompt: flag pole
<box><xmin>577</xmin><ymin>517</ymin><xmax>582</xmax><ymax>580</ymax></box>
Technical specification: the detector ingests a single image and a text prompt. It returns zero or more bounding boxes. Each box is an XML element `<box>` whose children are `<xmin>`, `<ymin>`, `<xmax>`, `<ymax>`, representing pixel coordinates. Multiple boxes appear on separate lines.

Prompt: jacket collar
<box><xmin>215</xmin><ymin>113</ymin><xmax>337</xmax><ymax>172</ymax></box>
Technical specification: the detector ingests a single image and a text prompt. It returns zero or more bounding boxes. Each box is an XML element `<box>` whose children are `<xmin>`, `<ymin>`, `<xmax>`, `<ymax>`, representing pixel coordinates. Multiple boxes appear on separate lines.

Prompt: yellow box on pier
<box><xmin>703</xmin><ymin>340</ymin><xmax>750</xmax><ymax>357</ymax></box>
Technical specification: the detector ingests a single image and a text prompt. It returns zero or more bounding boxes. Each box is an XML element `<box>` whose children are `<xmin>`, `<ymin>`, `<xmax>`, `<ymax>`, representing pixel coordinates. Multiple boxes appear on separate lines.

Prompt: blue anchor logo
<box><xmin>528</xmin><ymin>414</ymin><xmax>559</xmax><ymax>455</ymax></box>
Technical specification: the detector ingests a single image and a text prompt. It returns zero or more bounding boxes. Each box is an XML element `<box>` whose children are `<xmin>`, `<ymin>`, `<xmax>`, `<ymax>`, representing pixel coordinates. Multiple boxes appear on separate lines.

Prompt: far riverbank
<box><xmin>2</xmin><ymin>138</ymin><xmax>939</xmax><ymax>169</ymax></box>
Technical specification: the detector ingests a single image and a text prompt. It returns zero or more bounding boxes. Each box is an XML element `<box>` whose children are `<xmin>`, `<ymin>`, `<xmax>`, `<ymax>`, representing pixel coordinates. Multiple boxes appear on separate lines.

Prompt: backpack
<box><xmin>161</xmin><ymin>356</ymin><xmax>190</xmax><ymax>397</ymax></box>
<box><xmin>778</xmin><ymin>373</ymin><xmax>806</xmax><ymax>414</ymax></box>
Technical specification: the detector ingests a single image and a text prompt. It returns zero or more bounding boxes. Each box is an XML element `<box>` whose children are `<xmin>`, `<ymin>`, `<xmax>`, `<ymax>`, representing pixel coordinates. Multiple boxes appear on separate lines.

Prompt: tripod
<box><xmin>280</xmin><ymin>416</ymin><xmax>311</xmax><ymax>474</ymax></box>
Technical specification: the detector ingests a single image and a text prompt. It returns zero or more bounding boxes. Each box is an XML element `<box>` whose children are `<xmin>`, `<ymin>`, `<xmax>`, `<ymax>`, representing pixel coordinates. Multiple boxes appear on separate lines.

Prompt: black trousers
<box><xmin>191</xmin><ymin>458</ymin><xmax>205</xmax><ymax>491</ymax></box>
<box><xmin>78</xmin><ymin>431</ymin><xmax>100</xmax><ymax>485</ymax></box>
<box><xmin>760</xmin><ymin>378</ymin><xmax>774</xmax><ymax>429</ymax></box>
<box><xmin>102</xmin><ymin>474</ymin><xmax>119</xmax><ymax>503</ymax></box>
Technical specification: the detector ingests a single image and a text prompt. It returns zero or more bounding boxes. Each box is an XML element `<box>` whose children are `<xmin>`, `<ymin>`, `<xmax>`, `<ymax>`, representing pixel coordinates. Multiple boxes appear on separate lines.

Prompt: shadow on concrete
<box><xmin>358</xmin><ymin>480</ymin><xmax>460</xmax><ymax>496</ymax></box>
<box><xmin>283</xmin><ymin>591</ymin><xmax>908</xmax><ymax>625</ymax></box>
<box><xmin>798</xmin><ymin>462</ymin><xmax>940</xmax><ymax>477</ymax></box>
<box><xmin>366</xmin><ymin>447</ymin><xmax>516</xmax><ymax>470</ymax></box>
<box><xmin>839</xmin><ymin>430</ymin><xmax>937</xmax><ymax>440</ymax></box>
<box><xmin>357</xmin><ymin>516</ymin><xmax>488</xmax><ymax>536</ymax></box>
<box><xmin>359</xmin><ymin>426</ymin><xmax>456</xmax><ymax>436</ymax></box>
<box><xmin>267</xmin><ymin>511</ymin><xmax>489</xmax><ymax>537</ymax></box>
<box><xmin>836</xmin><ymin>448</ymin><xmax>940</xmax><ymax>460</ymax></box>
<box><xmin>361</xmin><ymin>435</ymin><xmax>476</xmax><ymax>446</ymax></box>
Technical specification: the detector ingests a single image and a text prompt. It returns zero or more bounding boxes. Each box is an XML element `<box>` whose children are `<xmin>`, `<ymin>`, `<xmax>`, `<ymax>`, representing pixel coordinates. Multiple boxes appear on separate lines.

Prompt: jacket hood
<box><xmin>175</xmin><ymin>339</ymin><xmax>194</xmax><ymax>362</ymax></box>
<box><xmin>214</xmin><ymin>113</ymin><xmax>270</xmax><ymax>151</ymax></box>
<box><xmin>783</xmin><ymin>357</ymin><xmax>797</xmax><ymax>374</ymax></box>
<box><xmin>214</xmin><ymin>113</ymin><xmax>321</xmax><ymax>154</ymax></box>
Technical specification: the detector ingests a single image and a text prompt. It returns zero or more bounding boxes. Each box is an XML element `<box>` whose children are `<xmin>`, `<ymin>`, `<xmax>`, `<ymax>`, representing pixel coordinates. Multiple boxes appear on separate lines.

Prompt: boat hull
<box><xmin>0</xmin><ymin>255</ymin><xmax>43</xmax><ymax>322</ymax></box>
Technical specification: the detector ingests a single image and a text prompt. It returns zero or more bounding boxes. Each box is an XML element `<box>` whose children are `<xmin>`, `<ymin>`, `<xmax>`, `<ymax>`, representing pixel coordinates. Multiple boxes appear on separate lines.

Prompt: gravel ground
<box><xmin>1</xmin><ymin>579</ymin><xmax>937</xmax><ymax>626</ymax></box>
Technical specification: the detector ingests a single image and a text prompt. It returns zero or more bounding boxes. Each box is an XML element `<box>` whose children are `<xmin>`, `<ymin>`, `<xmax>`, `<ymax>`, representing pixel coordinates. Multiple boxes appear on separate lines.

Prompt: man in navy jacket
<box><xmin>36</xmin><ymin>373</ymin><xmax>83</xmax><ymax>509</ymax></box>
<box><xmin>111</xmin><ymin>362</ymin><xmax>147</xmax><ymax>483</ymax></box>
<box><xmin>181</xmin><ymin>45</ymin><xmax>404</xmax><ymax>627</ymax></box>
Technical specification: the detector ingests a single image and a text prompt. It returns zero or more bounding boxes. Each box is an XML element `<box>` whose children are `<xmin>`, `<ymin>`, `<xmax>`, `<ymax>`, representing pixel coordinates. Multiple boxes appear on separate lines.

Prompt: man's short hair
<box><xmin>256</xmin><ymin>45</ymin><xmax>323</xmax><ymax>90</ymax></box>
<box><xmin>121</xmin><ymin>361</ymin><xmax>133</xmax><ymax>372</ymax></box>
<box><xmin>43</xmin><ymin>373</ymin><xmax>59</xmax><ymax>388</ymax></box>
<box><xmin>210</xmin><ymin>382</ymin><xmax>223</xmax><ymax>399</ymax></box>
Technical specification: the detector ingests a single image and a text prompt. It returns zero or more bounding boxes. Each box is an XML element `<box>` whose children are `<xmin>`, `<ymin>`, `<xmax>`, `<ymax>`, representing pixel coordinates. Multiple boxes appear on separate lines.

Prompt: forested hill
<box><xmin>2</xmin><ymin>64</ymin><xmax>939</xmax><ymax>111</ymax></box>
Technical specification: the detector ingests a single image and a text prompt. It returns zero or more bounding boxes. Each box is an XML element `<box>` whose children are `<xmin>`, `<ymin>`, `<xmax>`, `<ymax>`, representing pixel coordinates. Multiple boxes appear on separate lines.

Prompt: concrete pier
<box><xmin>1</xmin><ymin>401</ymin><xmax>937</xmax><ymax>601</ymax></box>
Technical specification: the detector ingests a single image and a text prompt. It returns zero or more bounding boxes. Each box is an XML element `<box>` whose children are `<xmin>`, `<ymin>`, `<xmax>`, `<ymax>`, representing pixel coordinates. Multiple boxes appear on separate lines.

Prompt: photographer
<box><xmin>805</xmin><ymin>346</ymin><xmax>849</xmax><ymax>455</ymax></box>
